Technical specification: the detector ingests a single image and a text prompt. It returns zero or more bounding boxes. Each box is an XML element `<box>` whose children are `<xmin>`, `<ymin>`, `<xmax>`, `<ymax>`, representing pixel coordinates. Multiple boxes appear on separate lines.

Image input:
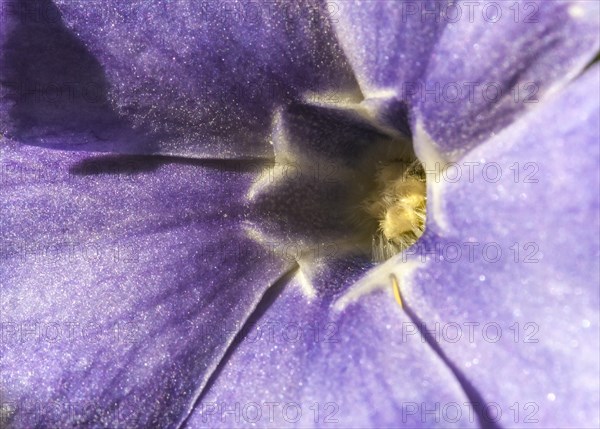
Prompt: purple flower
<box><xmin>1</xmin><ymin>1</ymin><xmax>598</xmax><ymax>428</ymax></box>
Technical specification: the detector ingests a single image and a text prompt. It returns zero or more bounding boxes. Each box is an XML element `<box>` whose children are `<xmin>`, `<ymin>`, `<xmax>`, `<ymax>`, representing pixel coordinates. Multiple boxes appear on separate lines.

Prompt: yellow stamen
<box><xmin>391</xmin><ymin>274</ymin><xmax>403</xmax><ymax>308</ymax></box>
<box><xmin>361</xmin><ymin>159</ymin><xmax>427</xmax><ymax>261</ymax></box>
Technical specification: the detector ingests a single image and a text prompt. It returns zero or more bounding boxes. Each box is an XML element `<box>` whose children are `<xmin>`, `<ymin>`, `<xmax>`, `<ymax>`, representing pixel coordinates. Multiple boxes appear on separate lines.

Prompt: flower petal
<box><xmin>184</xmin><ymin>278</ymin><xmax>476</xmax><ymax>428</ymax></box>
<box><xmin>415</xmin><ymin>0</ymin><xmax>600</xmax><ymax>157</ymax></box>
<box><xmin>0</xmin><ymin>140</ymin><xmax>293</xmax><ymax>427</ymax></box>
<box><xmin>272</xmin><ymin>102</ymin><xmax>408</xmax><ymax>169</ymax></box>
<box><xmin>2</xmin><ymin>0</ymin><xmax>357</xmax><ymax>158</ymax></box>
<box><xmin>297</xmin><ymin>251</ymin><xmax>376</xmax><ymax>298</ymax></box>
<box><xmin>332</xmin><ymin>0</ymin><xmax>447</xmax><ymax>95</ymax></box>
<box><xmin>332</xmin><ymin>1</ymin><xmax>600</xmax><ymax>158</ymax></box>
<box><xmin>348</xmin><ymin>65</ymin><xmax>600</xmax><ymax>427</ymax></box>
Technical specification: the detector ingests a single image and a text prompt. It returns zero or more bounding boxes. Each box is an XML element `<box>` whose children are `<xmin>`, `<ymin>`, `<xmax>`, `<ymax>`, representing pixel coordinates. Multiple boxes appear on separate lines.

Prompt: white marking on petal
<box><xmin>270</xmin><ymin>108</ymin><xmax>294</xmax><ymax>163</ymax></box>
<box><xmin>429</xmin><ymin>179</ymin><xmax>450</xmax><ymax>233</ymax></box>
<box><xmin>242</xmin><ymin>224</ymin><xmax>268</xmax><ymax>245</ymax></box>
<box><xmin>333</xmin><ymin>257</ymin><xmax>422</xmax><ymax>312</ymax></box>
<box><xmin>414</xmin><ymin>121</ymin><xmax>452</xmax><ymax>234</ymax></box>
<box><xmin>568</xmin><ymin>4</ymin><xmax>585</xmax><ymax>18</ymax></box>
<box><xmin>295</xmin><ymin>268</ymin><xmax>317</xmax><ymax>300</ymax></box>
<box><xmin>301</xmin><ymin>89</ymin><xmax>363</xmax><ymax>108</ymax></box>
<box><xmin>245</xmin><ymin>112</ymin><xmax>284</xmax><ymax>201</ymax></box>
<box><xmin>361</xmin><ymin>89</ymin><xmax>398</xmax><ymax>100</ymax></box>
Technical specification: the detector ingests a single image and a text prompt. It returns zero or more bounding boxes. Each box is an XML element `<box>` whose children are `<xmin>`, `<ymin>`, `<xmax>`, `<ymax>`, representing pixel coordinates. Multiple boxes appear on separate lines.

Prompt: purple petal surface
<box><xmin>0</xmin><ymin>140</ymin><xmax>293</xmax><ymax>428</ymax></box>
<box><xmin>416</xmin><ymin>0</ymin><xmax>599</xmax><ymax>157</ymax></box>
<box><xmin>2</xmin><ymin>0</ymin><xmax>357</xmax><ymax>158</ymax></box>
<box><xmin>332</xmin><ymin>1</ymin><xmax>600</xmax><ymax>158</ymax></box>
<box><xmin>332</xmin><ymin>0</ymin><xmax>447</xmax><ymax>94</ymax></box>
<box><xmin>350</xmin><ymin>65</ymin><xmax>600</xmax><ymax>428</ymax></box>
<box><xmin>184</xmin><ymin>277</ymin><xmax>476</xmax><ymax>428</ymax></box>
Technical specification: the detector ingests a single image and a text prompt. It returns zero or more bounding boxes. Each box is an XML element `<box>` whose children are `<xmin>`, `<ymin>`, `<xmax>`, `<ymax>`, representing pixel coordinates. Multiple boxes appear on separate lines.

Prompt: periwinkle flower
<box><xmin>1</xmin><ymin>0</ymin><xmax>599</xmax><ymax>428</ymax></box>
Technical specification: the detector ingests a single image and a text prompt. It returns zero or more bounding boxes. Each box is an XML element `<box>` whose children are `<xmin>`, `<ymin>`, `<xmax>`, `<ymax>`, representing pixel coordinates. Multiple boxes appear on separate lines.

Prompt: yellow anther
<box><xmin>391</xmin><ymin>274</ymin><xmax>403</xmax><ymax>308</ymax></box>
<box><xmin>361</xmin><ymin>160</ymin><xmax>426</xmax><ymax>261</ymax></box>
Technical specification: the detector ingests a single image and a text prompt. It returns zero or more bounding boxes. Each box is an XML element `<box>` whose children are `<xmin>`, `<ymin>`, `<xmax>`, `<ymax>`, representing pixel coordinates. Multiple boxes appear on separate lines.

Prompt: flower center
<box><xmin>361</xmin><ymin>159</ymin><xmax>426</xmax><ymax>261</ymax></box>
